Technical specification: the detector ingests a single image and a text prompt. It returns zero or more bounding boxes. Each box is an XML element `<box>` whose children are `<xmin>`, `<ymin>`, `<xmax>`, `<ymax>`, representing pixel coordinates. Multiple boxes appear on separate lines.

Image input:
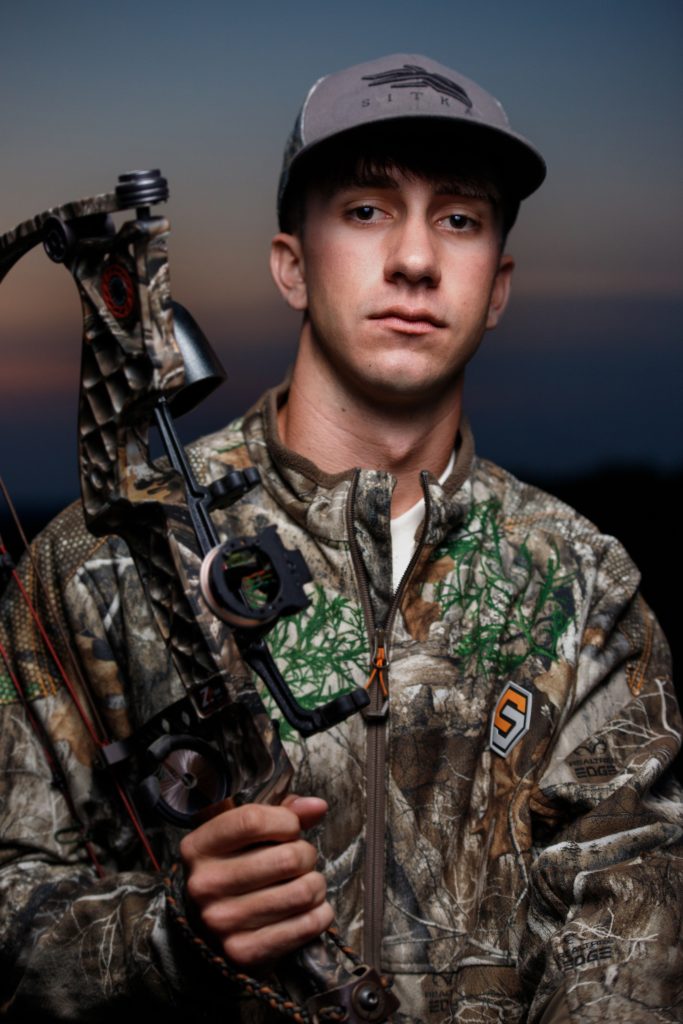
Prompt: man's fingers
<box><xmin>222</xmin><ymin>900</ymin><xmax>336</xmax><ymax>966</ymax></box>
<box><xmin>282</xmin><ymin>795</ymin><xmax>329</xmax><ymax>830</ymax></box>
<box><xmin>181</xmin><ymin>802</ymin><xmax>303</xmax><ymax>861</ymax></box>
<box><xmin>200</xmin><ymin>870</ymin><xmax>328</xmax><ymax>935</ymax></box>
<box><xmin>185</xmin><ymin>838</ymin><xmax>318</xmax><ymax>901</ymax></box>
<box><xmin>180</xmin><ymin>796</ymin><xmax>332</xmax><ymax>967</ymax></box>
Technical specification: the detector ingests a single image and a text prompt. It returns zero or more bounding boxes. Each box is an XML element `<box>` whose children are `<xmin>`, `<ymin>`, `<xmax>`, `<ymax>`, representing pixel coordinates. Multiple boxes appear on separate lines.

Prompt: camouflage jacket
<box><xmin>1</xmin><ymin>386</ymin><xmax>682</xmax><ymax>1023</ymax></box>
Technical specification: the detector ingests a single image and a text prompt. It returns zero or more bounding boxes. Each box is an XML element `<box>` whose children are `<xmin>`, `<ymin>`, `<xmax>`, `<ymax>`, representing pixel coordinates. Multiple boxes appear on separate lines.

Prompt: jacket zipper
<box><xmin>346</xmin><ymin>469</ymin><xmax>432</xmax><ymax>968</ymax></box>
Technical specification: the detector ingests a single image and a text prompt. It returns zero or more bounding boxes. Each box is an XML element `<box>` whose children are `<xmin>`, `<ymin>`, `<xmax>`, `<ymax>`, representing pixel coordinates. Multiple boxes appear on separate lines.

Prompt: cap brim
<box><xmin>278</xmin><ymin>114</ymin><xmax>546</xmax><ymax>230</ymax></box>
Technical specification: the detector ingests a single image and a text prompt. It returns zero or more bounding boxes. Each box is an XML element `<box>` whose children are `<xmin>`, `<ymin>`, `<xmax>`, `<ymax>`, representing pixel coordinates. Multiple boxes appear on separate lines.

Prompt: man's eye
<box><xmin>444</xmin><ymin>213</ymin><xmax>474</xmax><ymax>230</ymax></box>
<box><xmin>350</xmin><ymin>205</ymin><xmax>379</xmax><ymax>222</ymax></box>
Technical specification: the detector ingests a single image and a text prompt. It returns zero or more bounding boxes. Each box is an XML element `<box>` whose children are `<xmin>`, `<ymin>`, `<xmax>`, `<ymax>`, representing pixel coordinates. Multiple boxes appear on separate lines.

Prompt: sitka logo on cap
<box><xmin>490</xmin><ymin>682</ymin><xmax>533</xmax><ymax>757</ymax></box>
<box><xmin>362</xmin><ymin>64</ymin><xmax>473</xmax><ymax>108</ymax></box>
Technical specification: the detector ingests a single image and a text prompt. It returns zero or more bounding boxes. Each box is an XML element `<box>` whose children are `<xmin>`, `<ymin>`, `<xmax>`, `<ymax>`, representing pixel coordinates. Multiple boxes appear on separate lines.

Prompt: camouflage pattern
<box><xmin>1</xmin><ymin>385</ymin><xmax>682</xmax><ymax>1022</ymax></box>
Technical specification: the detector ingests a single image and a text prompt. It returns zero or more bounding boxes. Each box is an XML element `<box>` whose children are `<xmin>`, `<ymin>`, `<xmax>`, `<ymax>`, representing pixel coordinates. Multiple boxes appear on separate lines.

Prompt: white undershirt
<box><xmin>390</xmin><ymin>451</ymin><xmax>456</xmax><ymax>589</ymax></box>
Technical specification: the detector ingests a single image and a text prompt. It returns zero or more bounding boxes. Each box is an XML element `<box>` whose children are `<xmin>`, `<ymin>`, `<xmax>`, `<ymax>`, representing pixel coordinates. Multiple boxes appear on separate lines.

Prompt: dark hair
<box><xmin>279</xmin><ymin>120</ymin><xmax>520</xmax><ymax>243</ymax></box>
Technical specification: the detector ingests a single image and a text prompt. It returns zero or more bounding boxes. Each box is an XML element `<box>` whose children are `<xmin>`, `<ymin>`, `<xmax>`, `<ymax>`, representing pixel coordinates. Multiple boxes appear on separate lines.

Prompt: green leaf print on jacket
<box><xmin>429</xmin><ymin>498</ymin><xmax>576</xmax><ymax>677</ymax></box>
<box><xmin>267</xmin><ymin>584</ymin><xmax>369</xmax><ymax>740</ymax></box>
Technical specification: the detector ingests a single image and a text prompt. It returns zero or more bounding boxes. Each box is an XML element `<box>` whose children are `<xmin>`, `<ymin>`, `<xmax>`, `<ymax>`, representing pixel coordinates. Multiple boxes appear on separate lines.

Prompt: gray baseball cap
<box><xmin>277</xmin><ymin>53</ymin><xmax>546</xmax><ymax>225</ymax></box>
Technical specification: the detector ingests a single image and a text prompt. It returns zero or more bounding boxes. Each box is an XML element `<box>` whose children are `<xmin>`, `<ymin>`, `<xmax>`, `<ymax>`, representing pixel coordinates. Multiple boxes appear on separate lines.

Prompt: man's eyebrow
<box><xmin>337</xmin><ymin>171</ymin><xmax>400</xmax><ymax>191</ymax></box>
<box><xmin>434</xmin><ymin>180</ymin><xmax>496</xmax><ymax>200</ymax></box>
<box><xmin>333</xmin><ymin>173</ymin><xmax>497</xmax><ymax>202</ymax></box>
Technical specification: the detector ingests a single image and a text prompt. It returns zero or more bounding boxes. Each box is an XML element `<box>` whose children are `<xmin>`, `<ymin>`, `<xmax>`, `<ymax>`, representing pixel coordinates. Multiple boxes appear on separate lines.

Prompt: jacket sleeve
<box><xmin>522</xmin><ymin>535</ymin><xmax>683</xmax><ymax>1023</ymax></box>
<box><xmin>0</xmin><ymin>507</ymin><xmax>250</xmax><ymax>1022</ymax></box>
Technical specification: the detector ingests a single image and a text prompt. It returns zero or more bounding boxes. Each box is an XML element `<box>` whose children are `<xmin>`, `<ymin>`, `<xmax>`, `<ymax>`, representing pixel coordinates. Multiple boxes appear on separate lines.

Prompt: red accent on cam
<box><xmin>101</xmin><ymin>263</ymin><xmax>136</xmax><ymax>319</ymax></box>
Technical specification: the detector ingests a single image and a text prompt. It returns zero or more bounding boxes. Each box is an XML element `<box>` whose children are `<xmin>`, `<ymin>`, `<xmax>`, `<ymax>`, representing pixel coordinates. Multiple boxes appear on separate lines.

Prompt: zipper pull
<box><xmin>364</xmin><ymin>628</ymin><xmax>389</xmax><ymax>720</ymax></box>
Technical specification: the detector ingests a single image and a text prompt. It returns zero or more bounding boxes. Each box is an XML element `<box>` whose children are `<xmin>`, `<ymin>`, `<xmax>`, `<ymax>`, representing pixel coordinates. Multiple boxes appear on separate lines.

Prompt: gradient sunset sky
<box><xmin>1</xmin><ymin>0</ymin><xmax>681</xmax><ymax>505</ymax></box>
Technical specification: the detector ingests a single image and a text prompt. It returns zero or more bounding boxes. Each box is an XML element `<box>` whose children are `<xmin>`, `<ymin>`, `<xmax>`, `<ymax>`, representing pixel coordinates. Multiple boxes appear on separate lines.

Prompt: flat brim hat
<box><xmin>278</xmin><ymin>53</ymin><xmax>546</xmax><ymax>227</ymax></box>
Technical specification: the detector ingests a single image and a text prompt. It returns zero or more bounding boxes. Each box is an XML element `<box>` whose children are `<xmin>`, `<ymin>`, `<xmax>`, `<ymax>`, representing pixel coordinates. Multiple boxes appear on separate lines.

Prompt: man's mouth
<box><xmin>369</xmin><ymin>307</ymin><xmax>447</xmax><ymax>334</ymax></box>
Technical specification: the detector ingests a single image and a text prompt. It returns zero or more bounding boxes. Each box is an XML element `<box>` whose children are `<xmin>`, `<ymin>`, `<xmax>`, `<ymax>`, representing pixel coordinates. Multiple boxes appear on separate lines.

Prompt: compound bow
<box><xmin>0</xmin><ymin>170</ymin><xmax>399</xmax><ymax>1024</ymax></box>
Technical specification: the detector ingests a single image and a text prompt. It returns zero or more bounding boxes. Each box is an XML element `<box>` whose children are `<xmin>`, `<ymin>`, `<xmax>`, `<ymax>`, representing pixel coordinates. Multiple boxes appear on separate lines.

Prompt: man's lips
<box><xmin>369</xmin><ymin>307</ymin><xmax>447</xmax><ymax>334</ymax></box>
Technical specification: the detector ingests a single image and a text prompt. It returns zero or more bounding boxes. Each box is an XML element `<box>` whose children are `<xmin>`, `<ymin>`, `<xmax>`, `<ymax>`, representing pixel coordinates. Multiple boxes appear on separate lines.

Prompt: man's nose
<box><xmin>384</xmin><ymin>215</ymin><xmax>440</xmax><ymax>287</ymax></box>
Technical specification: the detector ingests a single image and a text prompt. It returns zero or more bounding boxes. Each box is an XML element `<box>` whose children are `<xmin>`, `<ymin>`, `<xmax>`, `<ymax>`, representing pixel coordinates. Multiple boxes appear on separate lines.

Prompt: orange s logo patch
<box><xmin>490</xmin><ymin>682</ymin><xmax>533</xmax><ymax>757</ymax></box>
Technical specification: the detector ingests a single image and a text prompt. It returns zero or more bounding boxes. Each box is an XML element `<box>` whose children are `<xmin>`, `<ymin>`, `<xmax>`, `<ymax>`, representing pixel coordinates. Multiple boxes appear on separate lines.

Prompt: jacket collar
<box><xmin>241</xmin><ymin>384</ymin><xmax>475</xmax><ymax>547</ymax></box>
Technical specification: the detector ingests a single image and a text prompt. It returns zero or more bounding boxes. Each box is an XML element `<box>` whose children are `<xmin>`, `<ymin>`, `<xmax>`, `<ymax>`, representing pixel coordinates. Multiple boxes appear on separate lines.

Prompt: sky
<box><xmin>0</xmin><ymin>0</ymin><xmax>681</xmax><ymax>506</ymax></box>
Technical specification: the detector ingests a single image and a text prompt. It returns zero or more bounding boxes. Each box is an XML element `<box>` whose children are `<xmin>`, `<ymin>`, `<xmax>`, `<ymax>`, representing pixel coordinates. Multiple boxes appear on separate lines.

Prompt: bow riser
<box><xmin>72</xmin><ymin>216</ymin><xmax>183</xmax><ymax>526</ymax></box>
<box><xmin>63</xmin><ymin>209</ymin><xmax>294</xmax><ymax>804</ymax></box>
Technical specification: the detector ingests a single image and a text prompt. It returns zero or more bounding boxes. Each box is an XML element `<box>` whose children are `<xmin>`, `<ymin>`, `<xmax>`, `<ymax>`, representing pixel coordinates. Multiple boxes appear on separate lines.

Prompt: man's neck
<box><xmin>277</xmin><ymin>342</ymin><xmax>463</xmax><ymax>517</ymax></box>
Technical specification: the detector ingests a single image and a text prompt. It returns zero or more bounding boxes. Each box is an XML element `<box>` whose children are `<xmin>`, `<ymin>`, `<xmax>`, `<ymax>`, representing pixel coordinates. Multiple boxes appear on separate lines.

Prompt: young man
<box><xmin>0</xmin><ymin>55</ymin><xmax>681</xmax><ymax>1023</ymax></box>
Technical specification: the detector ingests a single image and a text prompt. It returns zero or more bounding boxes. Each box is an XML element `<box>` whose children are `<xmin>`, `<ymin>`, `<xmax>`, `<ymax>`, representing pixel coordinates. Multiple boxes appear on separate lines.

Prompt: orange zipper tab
<box><xmin>365</xmin><ymin>629</ymin><xmax>388</xmax><ymax>697</ymax></box>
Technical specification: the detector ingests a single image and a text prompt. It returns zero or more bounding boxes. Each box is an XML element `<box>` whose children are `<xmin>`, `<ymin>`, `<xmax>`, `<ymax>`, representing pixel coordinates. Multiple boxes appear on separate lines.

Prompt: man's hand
<box><xmin>179</xmin><ymin>795</ymin><xmax>333</xmax><ymax>966</ymax></box>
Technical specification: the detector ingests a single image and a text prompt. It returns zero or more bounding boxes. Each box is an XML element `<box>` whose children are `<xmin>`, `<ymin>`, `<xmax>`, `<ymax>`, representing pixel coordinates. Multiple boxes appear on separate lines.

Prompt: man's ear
<box><xmin>486</xmin><ymin>253</ymin><xmax>514</xmax><ymax>329</ymax></box>
<box><xmin>270</xmin><ymin>233</ymin><xmax>307</xmax><ymax>311</ymax></box>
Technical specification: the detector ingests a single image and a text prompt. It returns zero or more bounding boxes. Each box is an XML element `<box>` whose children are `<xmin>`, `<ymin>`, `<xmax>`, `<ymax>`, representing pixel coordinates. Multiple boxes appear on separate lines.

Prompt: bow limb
<box><xmin>0</xmin><ymin>191</ymin><xmax>119</xmax><ymax>284</ymax></box>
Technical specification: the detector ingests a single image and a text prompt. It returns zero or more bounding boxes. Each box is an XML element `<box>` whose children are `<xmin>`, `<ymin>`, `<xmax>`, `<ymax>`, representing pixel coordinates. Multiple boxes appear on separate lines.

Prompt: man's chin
<box><xmin>351</xmin><ymin>368</ymin><xmax>461</xmax><ymax>411</ymax></box>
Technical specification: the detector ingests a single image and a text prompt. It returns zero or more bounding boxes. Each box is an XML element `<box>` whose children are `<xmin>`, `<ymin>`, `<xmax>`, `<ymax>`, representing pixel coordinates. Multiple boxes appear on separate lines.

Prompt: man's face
<box><xmin>272</xmin><ymin>168</ymin><xmax>513</xmax><ymax>409</ymax></box>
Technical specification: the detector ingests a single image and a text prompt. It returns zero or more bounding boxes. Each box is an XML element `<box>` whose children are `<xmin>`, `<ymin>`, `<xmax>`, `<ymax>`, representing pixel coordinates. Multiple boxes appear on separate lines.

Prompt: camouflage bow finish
<box><xmin>0</xmin><ymin>172</ymin><xmax>397</xmax><ymax>1023</ymax></box>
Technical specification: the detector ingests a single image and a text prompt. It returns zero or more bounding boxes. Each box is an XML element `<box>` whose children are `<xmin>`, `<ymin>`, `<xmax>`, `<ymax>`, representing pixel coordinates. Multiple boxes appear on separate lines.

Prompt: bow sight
<box><xmin>0</xmin><ymin>171</ymin><xmax>395</xmax><ymax>1022</ymax></box>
